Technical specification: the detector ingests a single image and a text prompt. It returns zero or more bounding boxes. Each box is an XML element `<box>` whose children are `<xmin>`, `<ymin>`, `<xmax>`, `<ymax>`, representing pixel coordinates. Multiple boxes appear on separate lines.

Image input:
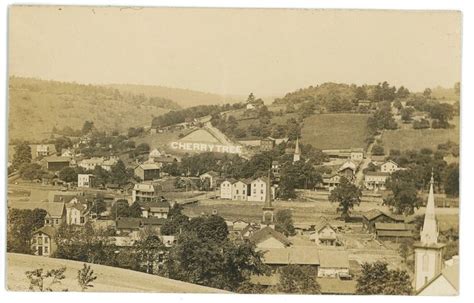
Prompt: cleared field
<box><xmin>380</xmin><ymin>117</ymin><xmax>459</xmax><ymax>152</ymax></box>
<box><xmin>7</xmin><ymin>253</ymin><xmax>226</xmax><ymax>292</ymax></box>
<box><xmin>301</xmin><ymin>113</ymin><xmax>370</xmax><ymax>150</ymax></box>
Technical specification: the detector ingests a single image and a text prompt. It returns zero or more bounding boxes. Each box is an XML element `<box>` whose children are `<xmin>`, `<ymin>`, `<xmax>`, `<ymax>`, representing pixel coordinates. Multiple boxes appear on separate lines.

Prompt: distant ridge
<box><xmin>107</xmin><ymin>83</ymin><xmax>242</xmax><ymax>108</ymax></box>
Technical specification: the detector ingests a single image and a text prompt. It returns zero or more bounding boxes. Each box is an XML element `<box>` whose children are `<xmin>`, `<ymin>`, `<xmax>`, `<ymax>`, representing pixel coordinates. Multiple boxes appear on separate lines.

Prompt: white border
<box><xmin>1</xmin><ymin>1</ymin><xmax>472</xmax><ymax>303</ymax></box>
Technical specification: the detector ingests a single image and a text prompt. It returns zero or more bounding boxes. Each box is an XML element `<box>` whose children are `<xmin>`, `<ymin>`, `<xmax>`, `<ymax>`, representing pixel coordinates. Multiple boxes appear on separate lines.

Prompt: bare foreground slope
<box><xmin>6</xmin><ymin>253</ymin><xmax>227</xmax><ymax>293</ymax></box>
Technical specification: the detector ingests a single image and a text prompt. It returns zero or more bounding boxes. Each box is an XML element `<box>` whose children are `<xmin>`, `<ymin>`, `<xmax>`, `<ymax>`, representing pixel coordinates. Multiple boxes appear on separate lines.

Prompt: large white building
<box><xmin>364</xmin><ymin>172</ymin><xmax>389</xmax><ymax>191</ymax></box>
<box><xmin>248</xmin><ymin>177</ymin><xmax>275</xmax><ymax>202</ymax></box>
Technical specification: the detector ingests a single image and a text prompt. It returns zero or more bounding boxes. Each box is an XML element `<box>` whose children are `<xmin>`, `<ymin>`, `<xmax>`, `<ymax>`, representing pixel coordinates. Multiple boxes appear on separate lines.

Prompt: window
<box><xmin>261</xmin><ymin>190</ymin><xmax>264</xmax><ymax>194</ymax></box>
<box><xmin>80</xmin><ymin>217</ymin><xmax>85</xmax><ymax>223</ymax></box>
<box><xmin>236</xmin><ymin>190</ymin><xmax>239</xmax><ymax>194</ymax></box>
<box><xmin>422</xmin><ymin>253</ymin><xmax>429</xmax><ymax>271</ymax></box>
<box><xmin>44</xmin><ymin>246</ymin><xmax>48</xmax><ymax>253</ymax></box>
<box><xmin>44</xmin><ymin>237</ymin><xmax>48</xmax><ymax>243</ymax></box>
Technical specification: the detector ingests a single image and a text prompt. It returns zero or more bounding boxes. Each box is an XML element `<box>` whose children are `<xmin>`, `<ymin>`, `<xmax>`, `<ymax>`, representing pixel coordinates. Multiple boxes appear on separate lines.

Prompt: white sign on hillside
<box><xmin>170</xmin><ymin>142</ymin><xmax>242</xmax><ymax>154</ymax></box>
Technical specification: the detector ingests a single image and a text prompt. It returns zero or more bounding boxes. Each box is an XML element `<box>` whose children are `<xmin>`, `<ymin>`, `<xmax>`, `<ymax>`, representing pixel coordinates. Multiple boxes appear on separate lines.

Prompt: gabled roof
<box><xmin>363</xmin><ymin>209</ymin><xmax>407</xmax><ymax>222</ymax></box>
<box><xmin>136</xmin><ymin>163</ymin><xmax>161</xmax><ymax>170</ymax></box>
<box><xmin>200</xmin><ymin>171</ymin><xmax>219</xmax><ymax>177</ymax></box>
<box><xmin>381</xmin><ymin>160</ymin><xmax>399</xmax><ymax>167</ymax></box>
<box><xmin>314</xmin><ymin>219</ymin><xmax>336</xmax><ymax>233</ymax></box>
<box><xmin>33</xmin><ymin>226</ymin><xmax>57</xmax><ymax>238</ymax></box>
<box><xmin>319</xmin><ymin>249</ymin><xmax>350</xmax><ymax>268</ymax></box>
<box><xmin>417</xmin><ymin>262</ymin><xmax>459</xmax><ymax>295</ymax></box>
<box><xmin>261</xmin><ymin>246</ymin><xmax>320</xmax><ymax>265</ymax></box>
<box><xmin>338</xmin><ymin>161</ymin><xmax>357</xmax><ymax>172</ymax></box>
<box><xmin>44</xmin><ymin>155</ymin><xmax>71</xmax><ymax>163</ymax></box>
<box><xmin>10</xmin><ymin>202</ymin><xmax>65</xmax><ymax>218</ymax></box>
<box><xmin>139</xmin><ymin>199</ymin><xmax>170</xmax><ymax>210</ymax></box>
<box><xmin>376</xmin><ymin>230</ymin><xmax>413</xmax><ymax>238</ymax></box>
<box><xmin>249</xmin><ymin>226</ymin><xmax>291</xmax><ymax>246</ymax></box>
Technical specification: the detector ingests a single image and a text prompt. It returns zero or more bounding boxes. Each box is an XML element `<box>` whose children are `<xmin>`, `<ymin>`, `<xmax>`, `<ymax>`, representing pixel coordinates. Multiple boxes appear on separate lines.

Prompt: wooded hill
<box><xmin>8</xmin><ymin>77</ymin><xmax>181</xmax><ymax>142</ymax></box>
<box><xmin>107</xmin><ymin>83</ymin><xmax>241</xmax><ymax>108</ymax></box>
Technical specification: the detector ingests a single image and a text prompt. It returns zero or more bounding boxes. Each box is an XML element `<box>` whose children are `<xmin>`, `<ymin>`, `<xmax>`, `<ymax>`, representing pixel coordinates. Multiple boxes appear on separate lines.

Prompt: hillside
<box><xmin>8</xmin><ymin>77</ymin><xmax>181</xmax><ymax>142</ymax></box>
<box><xmin>7</xmin><ymin>253</ymin><xmax>227</xmax><ymax>293</ymax></box>
<box><xmin>107</xmin><ymin>83</ymin><xmax>242</xmax><ymax>108</ymax></box>
<box><xmin>301</xmin><ymin>113</ymin><xmax>371</xmax><ymax>150</ymax></box>
<box><xmin>380</xmin><ymin>116</ymin><xmax>460</xmax><ymax>152</ymax></box>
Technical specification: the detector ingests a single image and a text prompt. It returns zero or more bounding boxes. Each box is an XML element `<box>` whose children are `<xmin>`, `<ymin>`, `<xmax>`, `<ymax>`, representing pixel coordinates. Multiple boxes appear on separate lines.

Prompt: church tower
<box><xmin>262</xmin><ymin>172</ymin><xmax>275</xmax><ymax>228</ymax></box>
<box><xmin>293</xmin><ymin>137</ymin><xmax>301</xmax><ymax>163</ymax></box>
<box><xmin>414</xmin><ymin>171</ymin><xmax>446</xmax><ymax>291</ymax></box>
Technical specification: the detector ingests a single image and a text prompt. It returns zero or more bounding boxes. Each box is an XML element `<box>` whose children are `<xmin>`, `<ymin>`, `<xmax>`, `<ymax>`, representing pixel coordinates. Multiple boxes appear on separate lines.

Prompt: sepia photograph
<box><xmin>4</xmin><ymin>5</ymin><xmax>461</xmax><ymax>296</ymax></box>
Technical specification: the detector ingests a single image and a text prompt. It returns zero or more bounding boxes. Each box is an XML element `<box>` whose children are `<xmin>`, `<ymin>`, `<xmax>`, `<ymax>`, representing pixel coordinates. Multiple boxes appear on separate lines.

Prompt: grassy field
<box><xmin>380</xmin><ymin>117</ymin><xmax>459</xmax><ymax>152</ymax></box>
<box><xmin>301</xmin><ymin>113</ymin><xmax>371</xmax><ymax>150</ymax></box>
<box><xmin>182</xmin><ymin>198</ymin><xmax>459</xmax><ymax>231</ymax></box>
<box><xmin>7</xmin><ymin>253</ymin><xmax>225</xmax><ymax>292</ymax></box>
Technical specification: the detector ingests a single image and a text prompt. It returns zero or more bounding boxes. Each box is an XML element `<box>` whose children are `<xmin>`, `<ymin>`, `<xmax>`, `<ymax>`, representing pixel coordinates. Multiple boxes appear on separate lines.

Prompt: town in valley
<box><xmin>6</xmin><ymin>7</ymin><xmax>460</xmax><ymax>296</ymax></box>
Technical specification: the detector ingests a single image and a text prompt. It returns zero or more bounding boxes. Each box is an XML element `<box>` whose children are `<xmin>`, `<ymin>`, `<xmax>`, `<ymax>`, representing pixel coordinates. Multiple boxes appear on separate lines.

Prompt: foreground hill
<box><xmin>7</xmin><ymin>253</ymin><xmax>226</xmax><ymax>293</ymax></box>
<box><xmin>8</xmin><ymin>77</ymin><xmax>181</xmax><ymax>142</ymax></box>
<box><xmin>107</xmin><ymin>83</ymin><xmax>241</xmax><ymax>108</ymax></box>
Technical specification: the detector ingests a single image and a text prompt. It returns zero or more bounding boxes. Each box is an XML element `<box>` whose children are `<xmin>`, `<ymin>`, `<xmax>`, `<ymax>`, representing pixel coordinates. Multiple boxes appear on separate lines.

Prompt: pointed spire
<box><xmin>420</xmin><ymin>169</ymin><xmax>438</xmax><ymax>245</ymax></box>
<box><xmin>293</xmin><ymin>137</ymin><xmax>301</xmax><ymax>162</ymax></box>
<box><xmin>294</xmin><ymin>137</ymin><xmax>301</xmax><ymax>154</ymax></box>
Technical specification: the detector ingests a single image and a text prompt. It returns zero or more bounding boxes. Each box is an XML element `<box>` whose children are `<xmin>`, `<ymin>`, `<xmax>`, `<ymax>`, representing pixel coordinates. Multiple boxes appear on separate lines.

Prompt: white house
<box><xmin>381</xmin><ymin>160</ymin><xmax>400</xmax><ymax>174</ymax></box>
<box><xmin>322</xmin><ymin>174</ymin><xmax>341</xmax><ymax>191</ymax></box>
<box><xmin>220</xmin><ymin>179</ymin><xmax>234</xmax><ymax>199</ymax></box>
<box><xmin>249</xmin><ymin>226</ymin><xmax>291</xmax><ymax>249</ymax></box>
<box><xmin>31</xmin><ymin>226</ymin><xmax>57</xmax><ymax>257</ymax></box>
<box><xmin>364</xmin><ymin>172</ymin><xmax>389</xmax><ymax>191</ymax></box>
<box><xmin>248</xmin><ymin>177</ymin><xmax>275</xmax><ymax>202</ymax></box>
<box><xmin>132</xmin><ymin>183</ymin><xmax>160</xmax><ymax>203</ymax></box>
<box><xmin>78</xmin><ymin>174</ymin><xmax>95</xmax><ymax>188</ymax></box>
<box><xmin>310</xmin><ymin>220</ymin><xmax>338</xmax><ymax>246</ymax></box>
<box><xmin>232</xmin><ymin>180</ymin><xmax>251</xmax><ymax>201</ymax></box>
<box><xmin>65</xmin><ymin>202</ymin><xmax>89</xmax><ymax>225</ymax></box>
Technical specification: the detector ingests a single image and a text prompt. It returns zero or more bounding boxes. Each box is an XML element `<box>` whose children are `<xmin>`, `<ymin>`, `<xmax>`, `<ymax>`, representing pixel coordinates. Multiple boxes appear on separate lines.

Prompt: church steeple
<box><xmin>420</xmin><ymin>170</ymin><xmax>439</xmax><ymax>245</ymax></box>
<box><xmin>293</xmin><ymin>137</ymin><xmax>301</xmax><ymax>162</ymax></box>
<box><xmin>413</xmin><ymin>168</ymin><xmax>446</xmax><ymax>291</ymax></box>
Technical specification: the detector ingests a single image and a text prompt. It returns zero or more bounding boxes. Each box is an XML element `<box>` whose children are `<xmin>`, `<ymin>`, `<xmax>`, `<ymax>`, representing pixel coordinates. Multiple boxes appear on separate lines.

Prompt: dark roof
<box><xmin>376</xmin><ymin>230</ymin><xmax>413</xmax><ymax>238</ymax></box>
<box><xmin>44</xmin><ymin>155</ymin><xmax>71</xmax><ymax>163</ymax></box>
<box><xmin>375</xmin><ymin>223</ymin><xmax>413</xmax><ymax>231</ymax></box>
<box><xmin>249</xmin><ymin>226</ymin><xmax>291</xmax><ymax>246</ymax></box>
<box><xmin>363</xmin><ymin>209</ymin><xmax>407</xmax><ymax>222</ymax></box>
<box><xmin>138</xmin><ymin>199</ymin><xmax>170</xmax><ymax>210</ymax></box>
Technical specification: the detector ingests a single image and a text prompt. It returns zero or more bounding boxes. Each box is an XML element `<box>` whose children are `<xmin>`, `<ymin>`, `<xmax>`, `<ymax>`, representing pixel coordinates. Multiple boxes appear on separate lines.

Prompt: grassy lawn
<box><xmin>301</xmin><ymin>113</ymin><xmax>370</xmax><ymax>150</ymax></box>
<box><xmin>380</xmin><ymin>117</ymin><xmax>459</xmax><ymax>152</ymax></box>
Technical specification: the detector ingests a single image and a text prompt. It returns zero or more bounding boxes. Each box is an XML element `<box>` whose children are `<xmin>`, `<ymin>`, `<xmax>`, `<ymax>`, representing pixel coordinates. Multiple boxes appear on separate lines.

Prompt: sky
<box><xmin>8</xmin><ymin>6</ymin><xmax>462</xmax><ymax>97</ymax></box>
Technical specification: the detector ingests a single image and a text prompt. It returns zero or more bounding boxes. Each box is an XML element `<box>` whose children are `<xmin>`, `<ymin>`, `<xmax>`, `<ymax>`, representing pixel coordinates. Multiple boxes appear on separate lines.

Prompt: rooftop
<box><xmin>319</xmin><ymin>249</ymin><xmax>350</xmax><ymax>269</ymax></box>
<box><xmin>261</xmin><ymin>246</ymin><xmax>320</xmax><ymax>265</ymax></box>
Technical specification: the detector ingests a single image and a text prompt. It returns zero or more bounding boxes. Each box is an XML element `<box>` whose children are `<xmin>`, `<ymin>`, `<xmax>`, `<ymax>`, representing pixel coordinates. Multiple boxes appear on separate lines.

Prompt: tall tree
<box><xmin>134</xmin><ymin>235</ymin><xmax>165</xmax><ymax>274</ymax></box>
<box><xmin>328</xmin><ymin>177</ymin><xmax>362</xmax><ymax>220</ymax></box>
<box><xmin>7</xmin><ymin>208</ymin><xmax>47</xmax><ymax>253</ymax></box>
<box><xmin>275</xmin><ymin>209</ymin><xmax>296</xmax><ymax>236</ymax></box>
<box><xmin>384</xmin><ymin>170</ymin><xmax>422</xmax><ymax>215</ymax></box>
<box><xmin>356</xmin><ymin>261</ymin><xmax>412</xmax><ymax>295</ymax></box>
<box><xmin>444</xmin><ymin>163</ymin><xmax>459</xmax><ymax>197</ymax></box>
<box><xmin>110</xmin><ymin>160</ymin><xmax>130</xmax><ymax>185</ymax></box>
<box><xmin>276</xmin><ymin>265</ymin><xmax>320</xmax><ymax>294</ymax></box>
<box><xmin>58</xmin><ymin>166</ymin><xmax>77</xmax><ymax>183</ymax></box>
<box><xmin>12</xmin><ymin>141</ymin><xmax>32</xmax><ymax>170</ymax></box>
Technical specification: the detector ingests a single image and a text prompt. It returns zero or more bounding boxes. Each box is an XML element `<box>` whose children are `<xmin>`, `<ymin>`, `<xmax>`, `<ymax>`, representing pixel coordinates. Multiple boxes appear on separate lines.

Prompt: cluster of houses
<box><xmin>11</xmin><ymin>186</ymin><xmax>173</xmax><ymax>257</ymax></box>
<box><xmin>219</xmin><ymin>177</ymin><xmax>276</xmax><ymax>202</ymax></box>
